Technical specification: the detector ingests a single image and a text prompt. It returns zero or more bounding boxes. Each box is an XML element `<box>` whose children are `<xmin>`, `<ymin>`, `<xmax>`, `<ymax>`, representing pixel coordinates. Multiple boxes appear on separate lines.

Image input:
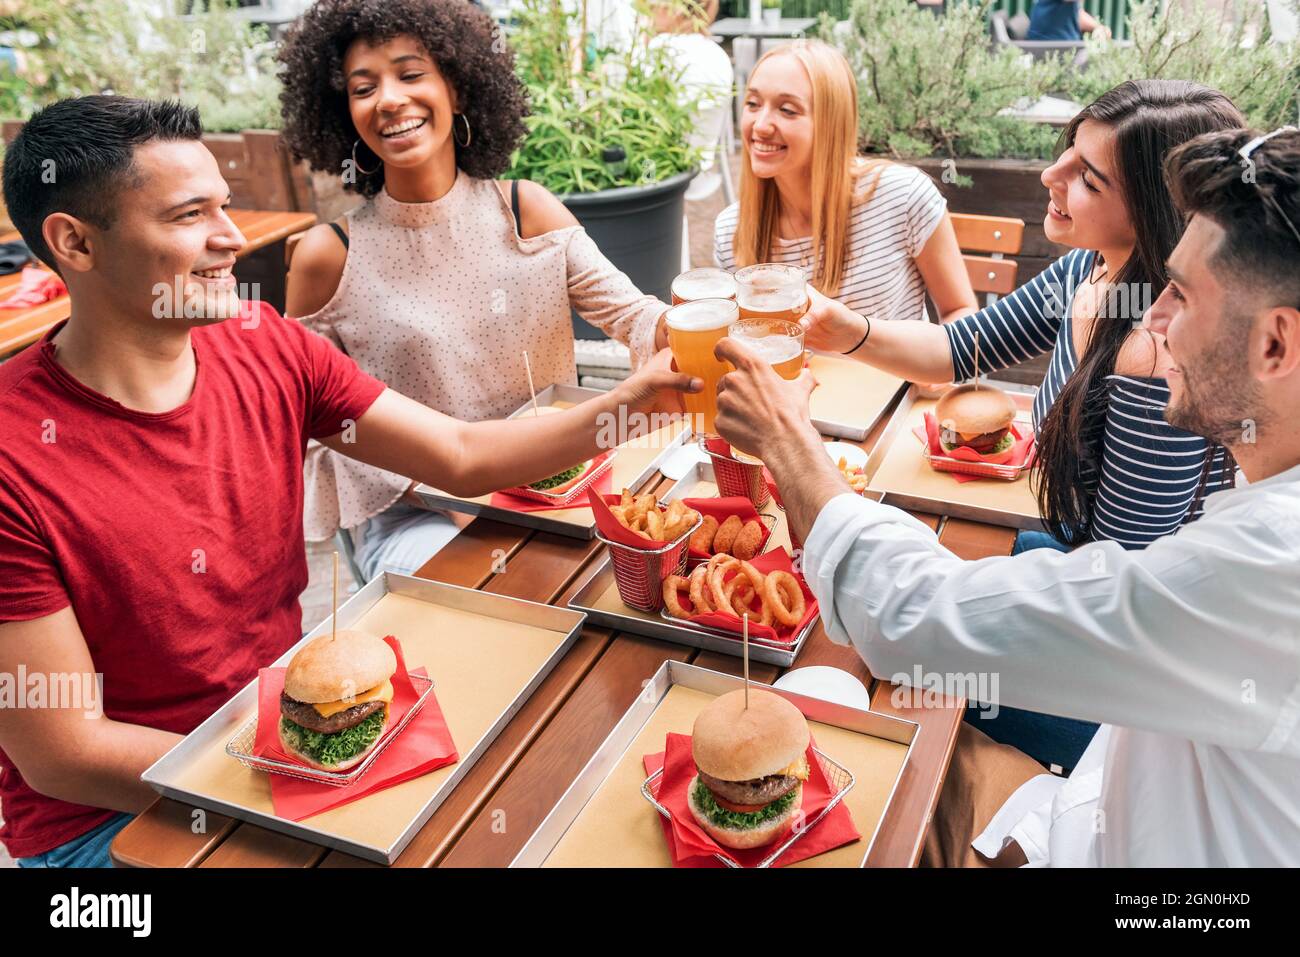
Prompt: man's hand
<box><xmin>713</xmin><ymin>337</ymin><xmax>819</xmax><ymax>462</ymax></box>
<box><xmin>613</xmin><ymin>347</ymin><xmax>701</xmax><ymax>416</ymax></box>
<box><xmin>800</xmin><ymin>284</ymin><xmax>870</xmax><ymax>355</ymax></box>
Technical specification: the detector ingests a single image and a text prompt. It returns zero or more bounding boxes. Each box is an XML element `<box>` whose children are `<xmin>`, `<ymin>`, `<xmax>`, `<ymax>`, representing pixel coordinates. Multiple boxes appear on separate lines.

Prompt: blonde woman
<box><xmin>714</xmin><ymin>40</ymin><xmax>976</xmax><ymax>325</ymax></box>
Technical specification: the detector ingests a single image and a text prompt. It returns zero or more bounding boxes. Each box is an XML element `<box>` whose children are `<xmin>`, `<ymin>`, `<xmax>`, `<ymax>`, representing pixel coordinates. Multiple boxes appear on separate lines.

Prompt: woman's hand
<box><xmin>613</xmin><ymin>347</ymin><xmax>701</xmax><ymax>416</ymax></box>
<box><xmin>800</xmin><ymin>284</ymin><xmax>870</xmax><ymax>354</ymax></box>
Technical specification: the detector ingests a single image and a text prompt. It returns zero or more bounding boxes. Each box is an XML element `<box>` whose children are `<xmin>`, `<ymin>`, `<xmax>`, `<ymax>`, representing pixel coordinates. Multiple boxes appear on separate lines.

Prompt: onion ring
<box><xmin>707</xmin><ymin>555</ymin><xmax>739</xmax><ymax>611</ymax></box>
<box><xmin>689</xmin><ymin>564</ymin><xmax>714</xmax><ymax>614</ymax></box>
<box><xmin>764</xmin><ymin>570</ymin><xmax>806</xmax><ymax>628</ymax></box>
<box><xmin>662</xmin><ymin>575</ymin><xmax>692</xmax><ymax>620</ymax></box>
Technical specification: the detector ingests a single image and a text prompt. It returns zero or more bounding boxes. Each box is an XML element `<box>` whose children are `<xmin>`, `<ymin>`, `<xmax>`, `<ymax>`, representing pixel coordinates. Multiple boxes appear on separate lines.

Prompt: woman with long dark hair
<box><xmin>798</xmin><ymin>79</ymin><xmax>1243</xmax><ymax>768</ymax></box>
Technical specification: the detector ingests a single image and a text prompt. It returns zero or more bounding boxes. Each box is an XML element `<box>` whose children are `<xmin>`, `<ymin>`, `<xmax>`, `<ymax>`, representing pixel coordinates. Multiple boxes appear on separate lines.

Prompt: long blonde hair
<box><xmin>733</xmin><ymin>40</ymin><xmax>889</xmax><ymax>297</ymax></box>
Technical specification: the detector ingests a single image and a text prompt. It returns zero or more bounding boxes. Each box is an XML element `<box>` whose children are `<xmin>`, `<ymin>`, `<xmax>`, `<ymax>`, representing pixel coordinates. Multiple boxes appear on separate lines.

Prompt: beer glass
<box><xmin>723</xmin><ymin>317</ymin><xmax>806</xmax><ymax>463</ymax></box>
<box><xmin>671</xmin><ymin>267</ymin><xmax>737</xmax><ymax>305</ymax></box>
<box><xmin>665</xmin><ymin>297</ymin><xmax>739</xmax><ymax>435</ymax></box>
<box><xmin>734</xmin><ymin>263</ymin><xmax>808</xmax><ymax>323</ymax></box>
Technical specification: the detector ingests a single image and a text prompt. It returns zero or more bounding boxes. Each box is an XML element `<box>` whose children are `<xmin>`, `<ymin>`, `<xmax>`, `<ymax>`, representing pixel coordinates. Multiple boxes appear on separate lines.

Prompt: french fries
<box><xmin>609</xmin><ymin>489</ymin><xmax>700</xmax><ymax>542</ymax></box>
<box><xmin>837</xmin><ymin>456</ymin><xmax>869</xmax><ymax>494</ymax></box>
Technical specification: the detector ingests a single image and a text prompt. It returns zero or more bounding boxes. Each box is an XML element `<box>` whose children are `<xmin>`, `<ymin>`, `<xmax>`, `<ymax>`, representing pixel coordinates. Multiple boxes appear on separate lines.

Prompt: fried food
<box><xmin>690</xmin><ymin>515</ymin><xmax>719</xmax><ymax>554</ymax></box>
<box><xmin>731</xmin><ymin>519</ymin><xmax>764</xmax><ymax>561</ymax></box>
<box><xmin>837</xmin><ymin>456</ymin><xmax>869</xmax><ymax>494</ymax></box>
<box><xmin>764</xmin><ymin>570</ymin><xmax>806</xmax><ymax>627</ymax></box>
<box><xmin>712</xmin><ymin>514</ymin><xmax>743</xmax><ymax>554</ymax></box>
<box><xmin>663</xmin><ymin>575</ymin><xmax>692</xmax><ymax>619</ymax></box>
<box><xmin>689</xmin><ymin>564</ymin><xmax>715</xmax><ymax>614</ymax></box>
<box><xmin>609</xmin><ymin>488</ymin><xmax>700</xmax><ymax>543</ymax></box>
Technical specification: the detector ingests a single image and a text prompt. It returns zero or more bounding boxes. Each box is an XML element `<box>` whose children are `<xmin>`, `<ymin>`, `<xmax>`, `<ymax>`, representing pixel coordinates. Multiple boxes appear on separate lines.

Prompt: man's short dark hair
<box><xmin>1165</xmin><ymin>127</ymin><xmax>1300</xmax><ymax>308</ymax></box>
<box><xmin>1</xmin><ymin>96</ymin><xmax>203</xmax><ymax>273</ymax></box>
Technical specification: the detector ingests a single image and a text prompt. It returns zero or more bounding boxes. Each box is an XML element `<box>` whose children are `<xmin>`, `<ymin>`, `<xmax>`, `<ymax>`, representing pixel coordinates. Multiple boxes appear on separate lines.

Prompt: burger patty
<box><xmin>279</xmin><ymin>692</ymin><xmax>386</xmax><ymax>735</ymax></box>
<box><xmin>697</xmin><ymin>769</ymin><xmax>799</xmax><ymax>807</ymax></box>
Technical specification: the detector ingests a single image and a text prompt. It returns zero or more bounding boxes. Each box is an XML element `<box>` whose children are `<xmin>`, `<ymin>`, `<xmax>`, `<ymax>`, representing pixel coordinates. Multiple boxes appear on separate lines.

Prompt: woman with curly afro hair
<box><xmin>278</xmin><ymin>0</ymin><xmax>675</xmax><ymax>580</ymax></box>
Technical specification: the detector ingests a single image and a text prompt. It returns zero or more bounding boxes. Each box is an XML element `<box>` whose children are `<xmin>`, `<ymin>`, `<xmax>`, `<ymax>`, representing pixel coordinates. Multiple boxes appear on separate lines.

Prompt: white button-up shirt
<box><xmin>802</xmin><ymin>463</ymin><xmax>1300</xmax><ymax>866</ymax></box>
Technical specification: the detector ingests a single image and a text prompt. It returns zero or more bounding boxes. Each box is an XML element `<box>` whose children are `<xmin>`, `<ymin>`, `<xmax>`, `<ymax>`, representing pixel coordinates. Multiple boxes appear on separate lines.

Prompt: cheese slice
<box><xmin>778</xmin><ymin>753</ymin><xmax>811</xmax><ymax>781</ymax></box>
<box><xmin>311</xmin><ymin>679</ymin><xmax>394</xmax><ymax>717</ymax></box>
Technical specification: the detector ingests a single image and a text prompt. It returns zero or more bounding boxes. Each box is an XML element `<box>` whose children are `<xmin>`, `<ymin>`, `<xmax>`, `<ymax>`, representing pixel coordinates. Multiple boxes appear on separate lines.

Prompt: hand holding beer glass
<box><xmin>666</xmin><ymin>264</ymin><xmax>807</xmax><ymax>446</ymax></box>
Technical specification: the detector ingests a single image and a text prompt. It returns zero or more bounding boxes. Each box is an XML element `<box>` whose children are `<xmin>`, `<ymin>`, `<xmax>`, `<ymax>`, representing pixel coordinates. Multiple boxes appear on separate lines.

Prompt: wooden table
<box><xmin>0</xmin><ymin>209</ymin><xmax>316</xmax><ymax>358</ymax></box>
<box><xmin>111</xmin><ymin>399</ymin><xmax>1019</xmax><ymax>868</ymax></box>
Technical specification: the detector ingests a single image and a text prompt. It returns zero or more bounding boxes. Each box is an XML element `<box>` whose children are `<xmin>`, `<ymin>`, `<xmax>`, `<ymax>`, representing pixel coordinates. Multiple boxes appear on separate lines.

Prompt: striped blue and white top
<box><xmin>943</xmin><ymin>249</ymin><xmax>1235</xmax><ymax>549</ymax></box>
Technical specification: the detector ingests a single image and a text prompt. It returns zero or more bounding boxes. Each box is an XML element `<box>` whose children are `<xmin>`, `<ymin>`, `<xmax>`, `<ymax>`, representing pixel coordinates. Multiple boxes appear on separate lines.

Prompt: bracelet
<box><xmin>842</xmin><ymin>315</ymin><xmax>871</xmax><ymax>355</ymax></box>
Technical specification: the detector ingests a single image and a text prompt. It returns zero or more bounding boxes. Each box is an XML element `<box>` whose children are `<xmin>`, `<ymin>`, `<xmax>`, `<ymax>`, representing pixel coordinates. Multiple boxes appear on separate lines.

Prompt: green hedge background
<box><xmin>718</xmin><ymin>0</ymin><xmax>1131</xmax><ymax>39</ymax></box>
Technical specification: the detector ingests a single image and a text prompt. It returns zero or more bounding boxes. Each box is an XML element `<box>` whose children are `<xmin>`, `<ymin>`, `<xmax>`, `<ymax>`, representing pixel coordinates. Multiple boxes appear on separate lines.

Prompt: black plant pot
<box><xmin>559</xmin><ymin>169</ymin><xmax>696</xmax><ymax>340</ymax></box>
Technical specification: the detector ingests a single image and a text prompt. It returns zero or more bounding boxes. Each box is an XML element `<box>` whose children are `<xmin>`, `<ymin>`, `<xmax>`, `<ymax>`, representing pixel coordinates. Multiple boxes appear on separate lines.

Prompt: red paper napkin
<box><xmin>0</xmin><ymin>265</ymin><xmax>67</xmax><ymax>308</ymax></box>
<box><xmin>666</xmin><ymin>548</ymin><xmax>816</xmax><ymax>644</ymax></box>
<box><xmin>254</xmin><ymin>636</ymin><xmax>459</xmax><ymax>821</ymax></box>
<box><xmin>489</xmin><ymin>451</ymin><xmax>614</xmax><ymax>512</ymax></box>
<box><xmin>643</xmin><ymin>732</ymin><xmax>859</xmax><ymax>867</ymax></box>
<box><xmin>914</xmin><ymin>411</ymin><xmax>1035</xmax><ymax>483</ymax></box>
<box><xmin>681</xmin><ymin>496</ymin><xmax>772</xmax><ymax>561</ymax></box>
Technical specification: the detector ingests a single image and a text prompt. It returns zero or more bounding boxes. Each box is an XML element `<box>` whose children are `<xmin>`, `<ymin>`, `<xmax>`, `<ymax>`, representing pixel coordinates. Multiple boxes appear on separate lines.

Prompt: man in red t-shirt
<box><xmin>0</xmin><ymin>96</ymin><xmax>698</xmax><ymax>865</ymax></box>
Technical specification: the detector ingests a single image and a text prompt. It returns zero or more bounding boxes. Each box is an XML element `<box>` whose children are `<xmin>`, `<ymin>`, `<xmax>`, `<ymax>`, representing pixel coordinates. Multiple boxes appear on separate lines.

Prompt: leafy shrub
<box><xmin>820</xmin><ymin>0</ymin><xmax>1073</xmax><ymax>160</ymax></box>
<box><xmin>507</xmin><ymin>0</ymin><xmax>705</xmax><ymax>193</ymax></box>
<box><xmin>1</xmin><ymin>0</ymin><xmax>281</xmax><ymax>132</ymax></box>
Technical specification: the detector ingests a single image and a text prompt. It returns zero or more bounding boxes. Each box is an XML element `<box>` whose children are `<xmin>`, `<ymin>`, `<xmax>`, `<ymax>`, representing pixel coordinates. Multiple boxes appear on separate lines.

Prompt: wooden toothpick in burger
<box><xmin>331</xmin><ymin>550</ymin><xmax>338</xmax><ymax>641</ymax></box>
<box><xmin>743</xmin><ymin>612</ymin><xmax>750</xmax><ymax>710</ymax></box>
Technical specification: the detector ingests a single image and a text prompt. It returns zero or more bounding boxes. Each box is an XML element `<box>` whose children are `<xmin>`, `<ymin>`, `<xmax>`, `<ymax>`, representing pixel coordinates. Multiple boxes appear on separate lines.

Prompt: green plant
<box><xmin>0</xmin><ymin>0</ymin><xmax>282</xmax><ymax>131</ymax></box>
<box><xmin>507</xmin><ymin>0</ymin><xmax>706</xmax><ymax>193</ymax></box>
<box><xmin>820</xmin><ymin>0</ymin><xmax>1073</xmax><ymax>162</ymax></box>
<box><xmin>762</xmin><ymin>0</ymin><xmax>784</xmax><ymax>10</ymax></box>
<box><xmin>1072</xmin><ymin>0</ymin><xmax>1300</xmax><ymax>131</ymax></box>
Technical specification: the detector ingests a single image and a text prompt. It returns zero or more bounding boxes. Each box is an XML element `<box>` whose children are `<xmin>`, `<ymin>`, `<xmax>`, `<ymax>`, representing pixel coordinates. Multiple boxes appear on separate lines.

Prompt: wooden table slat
<box><xmin>109</xmin><ymin>799</ymin><xmax>237</xmax><ymax>868</ymax></box>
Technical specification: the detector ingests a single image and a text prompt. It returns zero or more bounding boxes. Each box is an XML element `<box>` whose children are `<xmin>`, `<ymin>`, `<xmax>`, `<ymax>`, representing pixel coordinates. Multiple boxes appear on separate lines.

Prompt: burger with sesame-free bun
<box><xmin>687</xmin><ymin>688</ymin><xmax>812</xmax><ymax>849</ymax></box>
<box><xmin>934</xmin><ymin>383</ymin><xmax>1019</xmax><ymax>464</ymax></box>
<box><xmin>278</xmin><ymin>629</ymin><xmax>397</xmax><ymax>771</ymax></box>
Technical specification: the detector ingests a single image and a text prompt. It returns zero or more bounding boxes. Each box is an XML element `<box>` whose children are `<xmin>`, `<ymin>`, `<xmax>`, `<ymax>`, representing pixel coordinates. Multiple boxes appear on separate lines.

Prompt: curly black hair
<box><xmin>276</xmin><ymin>0</ymin><xmax>529</xmax><ymax>197</ymax></box>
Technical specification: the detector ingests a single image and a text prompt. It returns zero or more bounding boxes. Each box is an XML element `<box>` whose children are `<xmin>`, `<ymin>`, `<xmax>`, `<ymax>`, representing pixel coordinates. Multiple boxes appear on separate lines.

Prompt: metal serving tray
<box><xmin>808</xmin><ymin>353</ymin><xmax>907</xmax><ymax>440</ymax></box>
<box><xmin>510</xmin><ymin>661</ymin><xmax>919</xmax><ymax>868</ymax></box>
<box><xmin>413</xmin><ymin>384</ymin><xmax>691</xmax><ymax>540</ymax></box>
<box><xmin>141</xmin><ymin>572</ymin><xmax>586</xmax><ymax>864</ymax></box>
<box><xmin>569</xmin><ymin>460</ymin><xmax>815</xmax><ymax>667</ymax></box>
<box><xmin>862</xmin><ymin>380</ymin><xmax>1047</xmax><ymax>531</ymax></box>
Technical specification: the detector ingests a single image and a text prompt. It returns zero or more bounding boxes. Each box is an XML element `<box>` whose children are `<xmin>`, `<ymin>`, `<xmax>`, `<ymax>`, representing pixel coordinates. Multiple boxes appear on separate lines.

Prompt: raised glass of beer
<box><xmin>734</xmin><ymin>263</ymin><xmax>808</xmax><ymax>322</ymax></box>
<box><xmin>665</xmin><ymin>297</ymin><xmax>740</xmax><ymax>435</ymax></box>
<box><xmin>723</xmin><ymin>317</ymin><xmax>807</xmax><ymax>463</ymax></box>
<box><xmin>671</xmin><ymin>267</ymin><xmax>737</xmax><ymax>305</ymax></box>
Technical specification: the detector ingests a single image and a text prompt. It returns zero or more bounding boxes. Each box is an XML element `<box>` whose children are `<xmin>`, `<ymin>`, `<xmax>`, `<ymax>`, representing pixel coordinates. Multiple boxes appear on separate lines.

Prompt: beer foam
<box><xmin>673</xmin><ymin>269</ymin><xmax>736</xmax><ymax>301</ymax></box>
<box><xmin>733</xmin><ymin>332</ymin><xmax>803</xmax><ymax>364</ymax></box>
<box><xmin>665</xmin><ymin>298</ymin><xmax>737</xmax><ymax>331</ymax></box>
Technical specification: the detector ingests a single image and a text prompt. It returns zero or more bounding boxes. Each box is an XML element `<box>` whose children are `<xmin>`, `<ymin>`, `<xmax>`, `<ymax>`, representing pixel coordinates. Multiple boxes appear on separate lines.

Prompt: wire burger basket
<box><xmin>922</xmin><ymin>442</ymin><xmax>1036</xmax><ymax>482</ymax></box>
<box><xmin>596</xmin><ymin>508</ymin><xmax>703</xmax><ymax>613</ymax></box>
<box><xmin>640</xmin><ymin>747</ymin><xmax>855</xmax><ymax>868</ymax></box>
<box><xmin>699</xmin><ymin>438</ymin><xmax>771</xmax><ymax>509</ymax></box>
<box><xmin>499</xmin><ymin>450</ymin><xmax>618</xmax><ymax>506</ymax></box>
<box><xmin>225</xmin><ymin>673</ymin><xmax>436</xmax><ymax>787</ymax></box>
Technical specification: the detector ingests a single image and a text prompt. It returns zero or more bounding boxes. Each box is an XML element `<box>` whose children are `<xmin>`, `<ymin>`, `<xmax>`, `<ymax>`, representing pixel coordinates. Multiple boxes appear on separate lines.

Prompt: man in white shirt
<box><xmin>711</xmin><ymin>127</ymin><xmax>1300</xmax><ymax>866</ymax></box>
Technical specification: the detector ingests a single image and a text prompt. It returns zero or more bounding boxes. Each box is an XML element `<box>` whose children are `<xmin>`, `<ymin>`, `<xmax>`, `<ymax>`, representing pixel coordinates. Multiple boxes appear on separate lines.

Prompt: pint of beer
<box><xmin>671</xmin><ymin>267</ymin><xmax>737</xmax><ymax>305</ymax></box>
<box><xmin>734</xmin><ymin>263</ymin><xmax>808</xmax><ymax>322</ymax></box>
<box><xmin>723</xmin><ymin>318</ymin><xmax>806</xmax><ymax>464</ymax></box>
<box><xmin>665</xmin><ymin>297</ymin><xmax>740</xmax><ymax>435</ymax></box>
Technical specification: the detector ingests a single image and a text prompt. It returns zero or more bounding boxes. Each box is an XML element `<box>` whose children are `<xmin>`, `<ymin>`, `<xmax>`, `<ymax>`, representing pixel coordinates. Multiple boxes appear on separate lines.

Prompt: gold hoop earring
<box><xmin>453</xmin><ymin>113</ymin><xmax>472</xmax><ymax>149</ymax></box>
<box><xmin>351</xmin><ymin>138</ymin><xmax>381</xmax><ymax>176</ymax></box>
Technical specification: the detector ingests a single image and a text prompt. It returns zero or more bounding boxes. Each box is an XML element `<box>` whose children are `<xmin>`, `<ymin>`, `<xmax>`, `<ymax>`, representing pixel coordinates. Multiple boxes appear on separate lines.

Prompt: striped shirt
<box><xmin>944</xmin><ymin>248</ymin><xmax>1235</xmax><ymax>549</ymax></box>
<box><xmin>713</xmin><ymin>163</ymin><xmax>946</xmax><ymax>322</ymax></box>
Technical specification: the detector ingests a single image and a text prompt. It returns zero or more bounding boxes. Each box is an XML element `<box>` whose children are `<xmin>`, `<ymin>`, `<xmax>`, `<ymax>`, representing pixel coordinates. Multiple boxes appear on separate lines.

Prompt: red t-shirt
<box><xmin>0</xmin><ymin>302</ymin><xmax>386</xmax><ymax>858</ymax></box>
